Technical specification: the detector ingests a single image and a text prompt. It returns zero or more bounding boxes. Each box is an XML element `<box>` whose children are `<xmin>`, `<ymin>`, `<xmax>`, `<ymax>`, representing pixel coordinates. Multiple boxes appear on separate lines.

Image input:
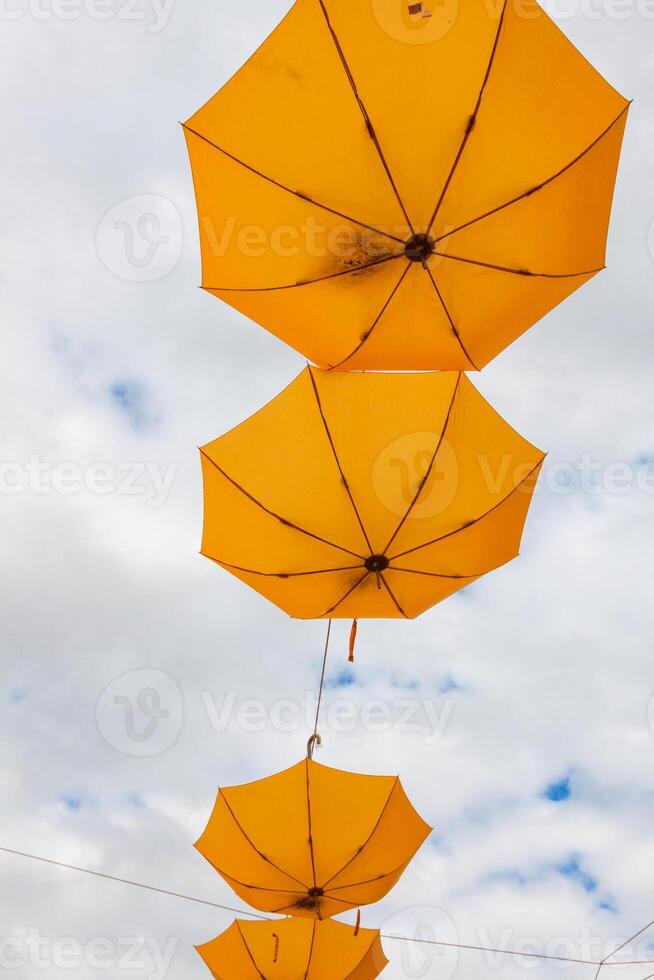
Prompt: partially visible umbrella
<box><xmin>196</xmin><ymin>758</ymin><xmax>431</xmax><ymax>919</ymax></box>
<box><xmin>197</xmin><ymin>917</ymin><xmax>388</xmax><ymax>978</ymax></box>
<box><xmin>184</xmin><ymin>0</ymin><xmax>628</xmax><ymax>370</ymax></box>
<box><xmin>200</xmin><ymin>368</ymin><xmax>545</xmax><ymax>619</ymax></box>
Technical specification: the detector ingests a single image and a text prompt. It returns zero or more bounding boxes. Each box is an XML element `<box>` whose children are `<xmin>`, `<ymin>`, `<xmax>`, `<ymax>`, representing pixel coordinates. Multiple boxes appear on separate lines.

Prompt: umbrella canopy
<box><xmin>200</xmin><ymin>368</ymin><xmax>545</xmax><ymax>619</ymax></box>
<box><xmin>184</xmin><ymin>0</ymin><xmax>628</xmax><ymax>371</ymax></box>
<box><xmin>197</xmin><ymin>917</ymin><xmax>388</xmax><ymax>979</ymax></box>
<box><xmin>196</xmin><ymin>759</ymin><xmax>431</xmax><ymax>919</ymax></box>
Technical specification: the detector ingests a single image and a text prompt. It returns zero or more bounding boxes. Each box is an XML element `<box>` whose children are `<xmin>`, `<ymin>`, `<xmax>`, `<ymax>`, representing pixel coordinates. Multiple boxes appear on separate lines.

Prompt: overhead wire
<box><xmin>2</xmin><ymin>844</ymin><xmax>654</xmax><ymax>971</ymax></box>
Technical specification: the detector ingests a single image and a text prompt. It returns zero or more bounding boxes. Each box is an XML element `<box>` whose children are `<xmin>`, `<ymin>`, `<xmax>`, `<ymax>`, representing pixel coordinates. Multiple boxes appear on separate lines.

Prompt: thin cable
<box><xmin>595</xmin><ymin>915</ymin><xmax>654</xmax><ymax>979</ymax></box>
<box><xmin>0</xmin><ymin>846</ymin><xmax>267</xmax><ymax>920</ymax></box>
<box><xmin>313</xmin><ymin>619</ymin><xmax>332</xmax><ymax>741</ymax></box>
<box><xmin>605</xmin><ymin>917</ymin><xmax>654</xmax><ymax>960</ymax></box>
<box><xmin>381</xmin><ymin>933</ymin><xmax>598</xmax><ymax>966</ymax></box>
<box><xmin>4</xmin><ymin>845</ymin><xmax>654</xmax><ymax>970</ymax></box>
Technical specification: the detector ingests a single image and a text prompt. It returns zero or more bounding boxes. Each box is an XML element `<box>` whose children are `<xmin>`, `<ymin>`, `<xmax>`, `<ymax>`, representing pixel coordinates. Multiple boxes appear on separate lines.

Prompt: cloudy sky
<box><xmin>1</xmin><ymin>0</ymin><xmax>653</xmax><ymax>977</ymax></box>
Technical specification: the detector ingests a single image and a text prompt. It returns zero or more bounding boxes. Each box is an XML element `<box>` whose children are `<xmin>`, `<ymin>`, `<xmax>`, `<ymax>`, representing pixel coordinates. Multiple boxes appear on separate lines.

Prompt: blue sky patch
<box><xmin>327</xmin><ymin>670</ymin><xmax>356</xmax><ymax>689</ymax></box>
<box><xmin>483</xmin><ymin>867</ymin><xmax>529</xmax><ymax>887</ymax></box>
<box><xmin>545</xmin><ymin>775</ymin><xmax>572</xmax><ymax>802</ymax></box>
<box><xmin>60</xmin><ymin>794</ymin><xmax>83</xmax><ymax>811</ymax></box>
<box><xmin>127</xmin><ymin>792</ymin><xmax>146</xmax><ymax>808</ymax></box>
<box><xmin>439</xmin><ymin>674</ymin><xmax>463</xmax><ymax>695</ymax></box>
<box><xmin>109</xmin><ymin>380</ymin><xmax>150</xmax><ymax>428</ymax></box>
<box><xmin>389</xmin><ymin>675</ymin><xmax>419</xmax><ymax>691</ymax></box>
<box><xmin>557</xmin><ymin>856</ymin><xmax>597</xmax><ymax>893</ymax></box>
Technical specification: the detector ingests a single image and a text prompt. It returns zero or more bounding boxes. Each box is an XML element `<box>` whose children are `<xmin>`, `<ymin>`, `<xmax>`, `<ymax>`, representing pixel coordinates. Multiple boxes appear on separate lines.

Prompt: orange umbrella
<box><xmin>184</xmin><ymin>0</ymin><xmax>628</xmax><ymax>370</ymax></box>
<box><xmin>196</xmin><ymin>758</ymin><xmax>431</xmax><ymax>919</ymax></box>
<box><xmin>197</xmin><ymin>917</ymin><xmax>388</xmax><ymax>978</ymax></box>
<box><xmin>200</xmin><ymin>368</ymin><xmax>545</xmax><ymax>619</ymax></box>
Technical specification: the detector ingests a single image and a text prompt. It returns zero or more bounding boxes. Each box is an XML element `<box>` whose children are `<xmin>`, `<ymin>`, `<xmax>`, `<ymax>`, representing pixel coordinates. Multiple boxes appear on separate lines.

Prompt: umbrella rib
<box><xmin>204</xmin><ymin>557</ymin><xmax>365</xmax><ymax>578</ymax></box>
<box><xmin>220</xmin><ymin>792</ymin><xmax>312</xmax><ymax>891</ymax></box>
<box><xmin>307</xmin><ymin>366</ymin><xmax>374</xmax><ymax>554</ymax></box>
<box><xmin>432</xmin><ymin>251</ymin><xmax>604</xmax><ymax>279</ymax></box>
<box><xmin>328</xmin><ymin>261</ymin><xmax>412</xmax><ymax>370</ymax></box>
<box><xmin>391</xmin><ymin>566</ymin><xmax>488</xmax><ymax>580</ymax></box>
<box><xmin>383</xmin><ymin>374</ymin><xmax>462</xmax><ymax>555</ymax></box>
<box><xmin>235</xmin><ymin>922</ymin><xmax>266</xmax><ymax>980</ymax></box>
<box><xmin>423</xmin><ymin>264</ymin><xmax>479</xmax><ymax>369</ymax></box>
<box><xmin>320</xmin><ymin>779</ymin><xmax>399</xmax><ymax>890</ymax></box>
<box><xmin>310</xmin><ymin>893</ymin><xmax>360</xmax><ymax>909</ymax></box>
<box><xmin>203</xmin><ymin>250</ymin><xmax>405</xmax><ymax>293</ymax></box>
<box><xmin>319</xmin><ymin>571</ymin><xmax>371</xmax><ymax>618</ymax></box>
<box><xmin>183</xmin><ymin>122</ymin><xmax>404</xmax><ymax>245</ymax></box>
<box><xmin>432</xmin><ymin>103</ymin><xmax>630</xmax><ymax>246</ymax></box>
<box><xmin>390</xmin><ymin>456</ymin><xmax>544</xmax><ymax>561</ymax></box>
<box><xmin>327</xmin><ymin>857</ymin><xmax>414</xmax><ymax>894</ymax></box>
<box><xmin>426</xmin><ymin>0</ymin><xmax>509</xmax><ymax>236</ymax></box>
<box><xmin>305</xmin><ymin>759</ymin><xmax>319</xmax><ymax>897</ymax></box>
<box><xmin>304</xmin><ymin>920</ymin><xmax>318</xmax><ymax>980</ymax></box>
<box><xmin>315</xmin><ymin>0</ymin><xmax>415</xmax><ymax>234</ymax></box>
<box><xmin>380</xmin><ymin>572</ymin><xmax>408</xmax><ymax>618</ymax></box>
<box><xmin>203</xmin><ymin>863</ymin><xmax>304</xmax><ymax>895</ymax></box>
<box><xmin>201</xmin><ymin>449</ymin><xmax>365</xmax><ymax>561</ymax></box>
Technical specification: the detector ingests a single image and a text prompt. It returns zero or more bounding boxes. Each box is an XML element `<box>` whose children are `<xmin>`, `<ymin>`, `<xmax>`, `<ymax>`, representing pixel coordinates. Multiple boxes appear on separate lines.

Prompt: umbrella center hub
<box><xmin>404</xmin><ymin>233</ymin><xmax>435</xmax><ymax>263</ymax></box>
<box><xmin>308</xmin><ymin>887</ymin><xmax>324</xmax><ymax>897</ymax></box>
<box><xmin>365</xmin><ymin>554</ymin><xmax>390</xmax><ymax>573</ymax></box>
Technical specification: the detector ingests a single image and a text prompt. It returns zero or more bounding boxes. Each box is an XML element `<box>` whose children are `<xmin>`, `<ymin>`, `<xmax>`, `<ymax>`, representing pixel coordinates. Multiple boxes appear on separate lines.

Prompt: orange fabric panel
<box><xmin>195</xmin><ymin>759</ymin><xmax>431</xmax><ymax>919</ymax></box>
<box><xmin>201</xmin><ymin>369</ymin><xmax>544</xmax><ymax>619</ymax></box>
<box><xmin>185</xmin><ymin>0</ymin><xmax>628</xmax><ymax>369</ymax></box>
<box><xmin>197</xmin><ymin>918</ymin><xmax>389</xmax><ymax>979</ymax></box>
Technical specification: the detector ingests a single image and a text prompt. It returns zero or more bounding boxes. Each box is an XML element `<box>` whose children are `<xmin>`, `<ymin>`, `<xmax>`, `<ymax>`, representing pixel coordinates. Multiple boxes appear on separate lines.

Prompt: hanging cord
<box><xmin>307</xmin><ymin>620</ymin><xmax>332</xmax><ymax>760</ymax></box>
<box><xmin>348</xmin><ymin>619</ymin><xmax>358</xmax><ymax>663</ymax></box>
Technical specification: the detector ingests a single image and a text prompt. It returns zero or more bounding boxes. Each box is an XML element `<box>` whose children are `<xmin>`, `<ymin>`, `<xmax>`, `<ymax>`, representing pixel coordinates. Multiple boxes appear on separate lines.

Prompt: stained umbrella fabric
<box><xmin>200</xmin><ymin>368</ymin><xmax>545</xmax><ymax>620</ymax></box>
<box><xmin>196</xmin><ymin>759</ymin><xmax>431</xmax><ymax>919</ymax></box>
<box><xmin>197</xmin><ymin>917</ymin><xmax>388</xmax><ymax>979</ymax></box>
<box><xmin>184</xmin><ymin>0</ymin><xmax>629</xmax><ymax>371</ymax></box>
